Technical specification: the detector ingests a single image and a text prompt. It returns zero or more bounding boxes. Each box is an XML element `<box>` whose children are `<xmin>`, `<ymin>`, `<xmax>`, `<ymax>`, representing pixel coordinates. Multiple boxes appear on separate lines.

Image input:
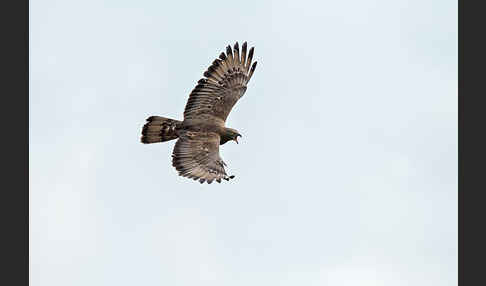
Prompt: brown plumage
<box><xmin>140</xmin><ymin>41</ymin><xmax>258</xmax><ymax>184</ymax></box>
<box><xmin>141</xmin><ymin>116</ymin><xmax>181</xmax><ymax>144</ymax></box>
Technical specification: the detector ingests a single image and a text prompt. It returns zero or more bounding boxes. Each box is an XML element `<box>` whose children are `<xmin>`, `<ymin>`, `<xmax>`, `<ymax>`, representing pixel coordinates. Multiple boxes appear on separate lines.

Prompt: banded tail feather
<box><xmin>141</xmin><ymin>116</ymin><xmax>182</xmax><ymax>144</ymax></box>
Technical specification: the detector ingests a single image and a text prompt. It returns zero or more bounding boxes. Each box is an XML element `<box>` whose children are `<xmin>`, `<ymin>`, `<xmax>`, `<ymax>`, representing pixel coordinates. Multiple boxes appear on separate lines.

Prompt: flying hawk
<box><xmin>141</xmin><ymin>41</ymin><xmax>258</xmax><ymax>184</ymax></box>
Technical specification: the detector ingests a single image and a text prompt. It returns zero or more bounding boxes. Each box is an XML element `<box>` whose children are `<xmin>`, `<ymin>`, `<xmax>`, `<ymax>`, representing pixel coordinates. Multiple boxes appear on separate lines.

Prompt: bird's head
<box><xmin>224</xmin><ymin>128</ymin><xmax>242</xmax><ymax>144</ymax></box>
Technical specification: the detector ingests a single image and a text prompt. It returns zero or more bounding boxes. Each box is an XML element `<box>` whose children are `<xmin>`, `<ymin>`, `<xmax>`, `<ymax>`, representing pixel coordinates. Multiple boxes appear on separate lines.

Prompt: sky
<box><xmin>29</xmin><ymin>0</ymin><xmax>457</xmax><ymax>285</ymax></box>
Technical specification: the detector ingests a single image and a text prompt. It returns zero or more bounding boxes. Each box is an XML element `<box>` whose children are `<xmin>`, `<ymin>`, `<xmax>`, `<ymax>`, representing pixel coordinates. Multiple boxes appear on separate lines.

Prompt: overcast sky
<box><xmin>30</xmin><ymin>0</ymin><xmax>457</xmax><ymax>285</ymax></box>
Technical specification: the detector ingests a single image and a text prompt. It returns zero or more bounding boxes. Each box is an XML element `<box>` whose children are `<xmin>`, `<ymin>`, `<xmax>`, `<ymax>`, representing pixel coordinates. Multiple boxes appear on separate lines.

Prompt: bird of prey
<box><xmin>140</xmin><ymin>41</ymin><xmax>258</xmax><ymax>184</ymax></box>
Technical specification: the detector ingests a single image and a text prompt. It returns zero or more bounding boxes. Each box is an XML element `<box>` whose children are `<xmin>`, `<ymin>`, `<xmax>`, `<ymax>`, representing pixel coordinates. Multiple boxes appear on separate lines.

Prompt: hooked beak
<box><xmin>235</xmin><ymin>134</ymin><xmax>242</xmax><ymax>144</ymax></box>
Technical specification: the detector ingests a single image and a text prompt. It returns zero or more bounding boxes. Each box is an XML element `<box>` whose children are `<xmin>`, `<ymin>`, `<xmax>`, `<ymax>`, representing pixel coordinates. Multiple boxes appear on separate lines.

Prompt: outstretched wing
<box><xmin>172</xmin><ymin>131</ymin><xmax>235</xmax><ymax>184</ymax></box>
<box><xmin>183</xmin><ymin>41</ymin><xmax>258</xmax><ymax>124</ymax></box>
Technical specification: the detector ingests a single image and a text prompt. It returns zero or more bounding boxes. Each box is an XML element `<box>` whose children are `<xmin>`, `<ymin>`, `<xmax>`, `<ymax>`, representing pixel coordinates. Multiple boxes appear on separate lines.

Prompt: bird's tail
<box><xmin>141</xmin><ymin>116</ymin><xmax>182</xmax><ymax>144</ymax></box>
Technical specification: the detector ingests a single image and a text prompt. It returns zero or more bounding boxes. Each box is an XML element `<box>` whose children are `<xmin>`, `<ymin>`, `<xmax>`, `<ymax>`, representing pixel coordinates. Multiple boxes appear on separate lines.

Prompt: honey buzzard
<box><xmin>141</xmin><ymin>41</ymin><xmax>258</xmax><ymax>184</ymax></box>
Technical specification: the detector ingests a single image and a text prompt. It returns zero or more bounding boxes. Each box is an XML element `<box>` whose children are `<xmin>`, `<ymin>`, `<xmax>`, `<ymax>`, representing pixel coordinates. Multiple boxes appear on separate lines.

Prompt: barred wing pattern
<box><xmin>183</xmin><ymin>42</ymin><xmax>258</xmax><ymax>124</ymax></box>
<box><xmin>172</xmin><ymin>131</ymin><xmax>234</xmax><ymax>184</ymax></box>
